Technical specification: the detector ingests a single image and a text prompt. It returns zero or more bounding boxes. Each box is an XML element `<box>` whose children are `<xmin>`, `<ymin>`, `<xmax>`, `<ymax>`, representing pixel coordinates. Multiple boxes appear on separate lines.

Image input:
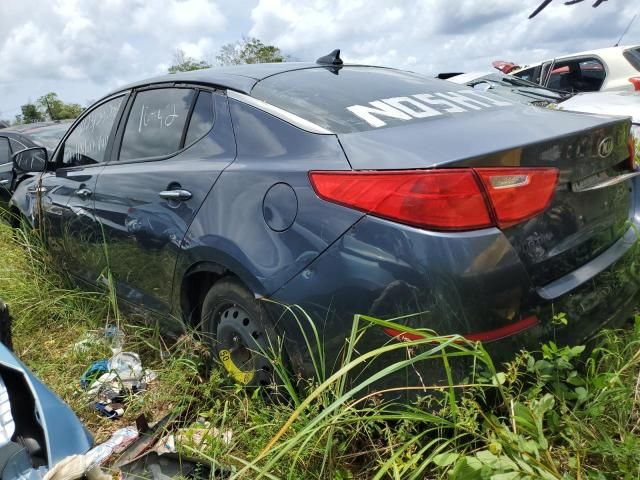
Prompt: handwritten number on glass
<box><xmin>138</xmin><ymin>104</ymin><xmax>180</xmax><ymax>133</ymax></box>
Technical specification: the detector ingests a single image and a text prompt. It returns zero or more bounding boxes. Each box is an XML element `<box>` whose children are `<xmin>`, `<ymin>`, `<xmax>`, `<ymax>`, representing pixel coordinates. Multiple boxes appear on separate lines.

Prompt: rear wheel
<box><xmin>201</xmin><ymin>278</ymin><xmax>278</xmax><ymax>388</ymax></box>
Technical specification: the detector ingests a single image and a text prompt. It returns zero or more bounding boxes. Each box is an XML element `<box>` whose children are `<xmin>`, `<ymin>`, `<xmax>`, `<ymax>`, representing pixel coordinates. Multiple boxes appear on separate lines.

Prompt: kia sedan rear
<box><xmin>9</xmin><ymin>59</ymin><xmax>640</xmax><ymax>390</ymax></box>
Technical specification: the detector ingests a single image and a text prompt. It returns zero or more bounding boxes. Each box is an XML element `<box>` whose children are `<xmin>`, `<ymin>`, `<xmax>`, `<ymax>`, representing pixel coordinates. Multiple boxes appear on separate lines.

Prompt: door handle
<box><xmin>76</xmin><ymin>188</ymin><xmax>93</xmax><ymax>199</ymax></box>
<box><xmin>0</xmin><ymin>180</ymin><xmax>8</xmax><ymax>186</ymax></box>
<box><xmin>159</xmin><ymin>189</ymin><xmax>192</xmax><ymax>201</ymax></box>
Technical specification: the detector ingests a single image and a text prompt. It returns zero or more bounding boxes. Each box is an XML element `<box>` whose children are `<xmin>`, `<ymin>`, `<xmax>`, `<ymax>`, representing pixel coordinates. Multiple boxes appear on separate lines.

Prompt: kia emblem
<box><xmin>598</xmin><ymin>136</ymin><xmax>614</xmax><ymax>158</ymax></box>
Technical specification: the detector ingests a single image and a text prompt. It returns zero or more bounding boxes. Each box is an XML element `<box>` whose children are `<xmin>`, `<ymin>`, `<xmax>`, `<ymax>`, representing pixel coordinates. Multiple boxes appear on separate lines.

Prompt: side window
<box><xmin>184</xmin><ymin>91</ymin><xmax>214</xmax><ymax>146</ymax></box>
<box><xmin>62</xmin><ymin>96</ymin><xmax>124</xmax><ymax>167</ymax></box>
<box><xmin>119</xmin><ymin>88</ymin><xmax>195</xmax><ymax>161</ymax></box>
<box><xmin>578</xmin><ymin>59</ymin><xmax>605</xmax><ymax>90</ymax></box>
<box><xmin>514</xmin><ymin>66</ymin><xmax>542</xmax><ymax>84</ymax></box>
<box><xmin>514</xmin><ymin>67</ymin><xmax>535</xmax><ymax>82</ymax></box>
<box><xmin>624</xmin><ymin>47</ymin><xmax>640</xmax><ymax>71</ymax></box>
<box><xmin>546</xmin><ymin>58</ymin><xmax>605</xmax><ymax>92</ymax></box>
<box><xmin>0</xmin><ymin>138</ymin><xmax>10</xmax><ymax>164</ymax></box>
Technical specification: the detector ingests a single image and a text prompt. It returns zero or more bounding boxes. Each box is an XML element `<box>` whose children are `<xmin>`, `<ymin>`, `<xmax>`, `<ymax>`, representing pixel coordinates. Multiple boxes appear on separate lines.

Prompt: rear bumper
<box><xmin>271</xmin><ymin>209</ymin><xmax>640</xmax><ymax>379</ymax></box>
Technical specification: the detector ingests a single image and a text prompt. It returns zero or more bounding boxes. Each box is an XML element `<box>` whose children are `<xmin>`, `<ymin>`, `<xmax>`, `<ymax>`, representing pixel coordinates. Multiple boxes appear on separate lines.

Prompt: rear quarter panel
<box><xmin>172</xmin><ymin>99</ymin><xmax>363</xmax><ymax>310</ymax></box>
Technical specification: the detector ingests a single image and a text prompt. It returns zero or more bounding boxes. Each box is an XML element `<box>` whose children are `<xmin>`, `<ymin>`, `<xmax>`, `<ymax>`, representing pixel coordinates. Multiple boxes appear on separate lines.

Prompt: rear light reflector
<box><xmin>475</xmin><ymin>168</ymin><xmax>559</xmax><ymax>228</ymax></box>
<box><xmin>628</xmin><ymin>133</ymin><xmax>637</xmax><ymax>170</ymax></box>
<box><xmin>383</xmin><ymin>315</ymin><xmax>540</xmax><ymax>343</ymax></box>
<box><xmin>309</xmin><ymin>167</ymin><xmax>559</xmax><ymax>231</ymax></box>
<box><xmin>629</xmin><ymin>77</ymin><xmax>640</xmax><ymax>91</ymax></box>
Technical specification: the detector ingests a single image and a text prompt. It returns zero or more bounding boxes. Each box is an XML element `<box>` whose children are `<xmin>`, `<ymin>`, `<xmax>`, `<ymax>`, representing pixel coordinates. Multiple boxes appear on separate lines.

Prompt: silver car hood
<box><xmin>558</xmin><ymin>91</ymin><xmax>640</xmax><ymax>124</ymax></box>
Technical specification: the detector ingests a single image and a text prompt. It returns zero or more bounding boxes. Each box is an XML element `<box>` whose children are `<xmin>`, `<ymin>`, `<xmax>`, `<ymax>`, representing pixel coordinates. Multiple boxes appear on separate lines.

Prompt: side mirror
<box><xmin>12</xmin><ymin>147</ymin><xmax>48</xmax><ymax>173</ymax></box>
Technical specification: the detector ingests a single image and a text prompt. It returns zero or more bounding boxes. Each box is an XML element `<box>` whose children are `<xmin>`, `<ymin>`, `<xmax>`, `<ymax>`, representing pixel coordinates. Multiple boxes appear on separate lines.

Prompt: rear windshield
<box><xmin>251</xmin><ymin>66</ymin><xmax>514</xmax><ymax>133</ymax></box>
<box><xmin>624</xmin><ymin>47</ymin><xmax>640</xmax><ymax>72</ymax></box>
<box><xmin>25</xmin><ymin>124</ymin><xmax>71</xmax><ymax>150</ymax></box>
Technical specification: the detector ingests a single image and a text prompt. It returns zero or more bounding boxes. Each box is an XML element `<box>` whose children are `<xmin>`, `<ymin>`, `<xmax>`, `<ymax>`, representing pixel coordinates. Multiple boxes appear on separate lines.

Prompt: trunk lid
<box><xmin>338</xmin><ymin>110</ymin><xmax>634</xmax><ymax>287</ymax></box>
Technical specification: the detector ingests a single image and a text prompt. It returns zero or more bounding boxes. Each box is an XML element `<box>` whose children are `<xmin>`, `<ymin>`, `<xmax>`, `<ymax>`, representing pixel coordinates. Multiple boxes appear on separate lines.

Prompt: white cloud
<box><xmin>1</xmin><ymin>0</ymin><xmax>639</xmax><ymax>120</ymax></box>
<box><xmin>250</xmin><ymin>0</ymin><xmax>639</xmax><ymax>74</ymax></box>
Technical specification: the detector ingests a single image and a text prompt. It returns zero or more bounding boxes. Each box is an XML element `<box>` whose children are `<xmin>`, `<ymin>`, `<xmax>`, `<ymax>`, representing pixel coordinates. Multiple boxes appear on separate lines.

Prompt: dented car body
<box><xmin>9</xmin><ymin>62</ymin><xmax>640</xmax><ymax>386</ymax></box>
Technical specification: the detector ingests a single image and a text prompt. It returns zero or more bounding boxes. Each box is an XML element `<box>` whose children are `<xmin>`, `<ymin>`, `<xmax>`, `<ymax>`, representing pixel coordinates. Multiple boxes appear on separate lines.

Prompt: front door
<box><xmin>44</xmin><ymin>94</ymin><xmax>127</xmax><ymax>283</ymax></box>
<box><xmin>92</xmin><ymin>87</ymin><xmax>236</xmax><ymax>313</ymax></box>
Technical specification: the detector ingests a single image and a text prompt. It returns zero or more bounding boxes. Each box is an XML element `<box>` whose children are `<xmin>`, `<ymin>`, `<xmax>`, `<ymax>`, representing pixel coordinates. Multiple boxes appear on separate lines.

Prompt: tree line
<box><xmin>2</xmin><ymin>37</ymin><xmax>286</xmax><ymax>127</ymax></box>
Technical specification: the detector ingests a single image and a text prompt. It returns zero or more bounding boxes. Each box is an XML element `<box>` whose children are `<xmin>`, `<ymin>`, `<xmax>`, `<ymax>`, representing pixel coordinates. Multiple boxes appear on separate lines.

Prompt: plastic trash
<box><xmin>80</xmin><ymin>360</ymin><xmax>109</xmax><ymax>389</ymax></box>
<box><xmin>109</xmin><ymin>352</ymin><xmax>143</xmax><ymax>387</ymax></box>
<box><xmin>85</xmin><ymin>427</ymin><xmax>139</xmax><ymax>469</ymax></box>
<box><xmin>72</xmin><ymin>325</ymin><xmax>125</xmax><ymax>354</ymax></box>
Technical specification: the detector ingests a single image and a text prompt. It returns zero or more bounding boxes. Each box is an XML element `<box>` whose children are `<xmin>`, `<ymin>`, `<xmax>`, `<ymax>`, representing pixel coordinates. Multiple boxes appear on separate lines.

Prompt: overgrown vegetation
<box><xmin>0</xmin><ymin>218</ymin><xmax>639</xmax><ymax>478</ymax></box>
<box><xmin>13</xmin><ymin>92</ymin><xmax>83</xmax><ymax>125</ymax></box>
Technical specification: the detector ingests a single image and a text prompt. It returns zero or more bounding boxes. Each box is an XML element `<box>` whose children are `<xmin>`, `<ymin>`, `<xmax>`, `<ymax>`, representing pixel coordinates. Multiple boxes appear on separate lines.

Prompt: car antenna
<box><xmin>614</xmin><ymin>9</ymin><xmax>638</xmax><ymax>46</ymax></box>
<box><xmin>316</xmin><ymin>49</ymin><xmax>343</xmax><ymax>66</ymax></box>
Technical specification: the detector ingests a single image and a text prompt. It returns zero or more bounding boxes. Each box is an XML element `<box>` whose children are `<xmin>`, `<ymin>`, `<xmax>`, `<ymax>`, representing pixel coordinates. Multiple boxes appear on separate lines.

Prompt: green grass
<box><xmin>1</xmin><ymin>219</ymin><xmax>640</xmax><ymax>478</ymax></box>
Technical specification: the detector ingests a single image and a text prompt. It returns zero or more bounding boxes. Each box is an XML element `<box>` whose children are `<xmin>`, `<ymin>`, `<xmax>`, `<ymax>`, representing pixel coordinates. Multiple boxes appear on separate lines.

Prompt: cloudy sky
<box><xmin>1</xmin><ymin>0</ymin><xmax>638</xmax><ymax>120</ymax></box>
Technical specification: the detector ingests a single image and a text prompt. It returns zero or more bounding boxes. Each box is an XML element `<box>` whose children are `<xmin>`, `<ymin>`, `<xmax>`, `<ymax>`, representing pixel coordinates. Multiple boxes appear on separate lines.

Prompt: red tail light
<box><xmin>475</xmin><ymin>168</ymin><xmax>559</xmax><ymax>228</ymax></box>
<box><xmin>309</xmin><ymin>168</ymin><xmax>559</xmax><ymax>231</ymax></box>
<box><xmin>629</xmin><ymin>77</ymin><xmax>640</xmax><ymax>91</ymax></box>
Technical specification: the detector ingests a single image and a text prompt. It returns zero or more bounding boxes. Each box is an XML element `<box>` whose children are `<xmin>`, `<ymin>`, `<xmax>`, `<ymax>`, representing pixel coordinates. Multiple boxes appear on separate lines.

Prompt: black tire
<box><xmin>201</xmin><ymin>278</ymin><xmax>279</xmax><ymax>389</ymax></box>
<box><xmin>0</xmin><ymin>300</ymin><xmax>13</xmax><ymax>352</ymax></box>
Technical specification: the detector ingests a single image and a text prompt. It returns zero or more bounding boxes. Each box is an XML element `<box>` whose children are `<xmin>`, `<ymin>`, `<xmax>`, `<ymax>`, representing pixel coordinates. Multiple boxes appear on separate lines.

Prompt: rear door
<box><xmin>92</xmin><ymin>86</ymin><xmax>236</xmax><ymax>312</ymax></box>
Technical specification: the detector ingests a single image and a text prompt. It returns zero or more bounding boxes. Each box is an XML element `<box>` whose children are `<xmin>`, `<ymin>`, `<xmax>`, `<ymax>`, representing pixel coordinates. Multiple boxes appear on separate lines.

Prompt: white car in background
<box><xmin>498</xmin><ymin>45</ymin><xmax>640</xmax><ymax>93</ymax></box>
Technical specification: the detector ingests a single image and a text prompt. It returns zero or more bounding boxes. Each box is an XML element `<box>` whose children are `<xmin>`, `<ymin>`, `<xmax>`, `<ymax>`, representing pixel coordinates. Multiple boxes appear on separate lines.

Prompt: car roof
<box><xmin>514</xmin><ymin>45</ymin><xmax>640</xmax><ymax>72</ymax></box>
<box><xmin>110</xmin><ymin>62</ymin><xmax>395</xmax><ymax>97</ymax></box>
<box><xmin>553</xmin><ymin>44</ymin><xmax>638</xmax><ymax>61</ymax></box>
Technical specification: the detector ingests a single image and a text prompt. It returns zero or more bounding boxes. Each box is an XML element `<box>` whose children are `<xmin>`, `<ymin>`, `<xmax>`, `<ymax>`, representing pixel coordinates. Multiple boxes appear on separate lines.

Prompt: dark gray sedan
<box><xmin>8</xmin><ymin>58</ymin><xmax>640</xmax><ymax>392</ymax></box>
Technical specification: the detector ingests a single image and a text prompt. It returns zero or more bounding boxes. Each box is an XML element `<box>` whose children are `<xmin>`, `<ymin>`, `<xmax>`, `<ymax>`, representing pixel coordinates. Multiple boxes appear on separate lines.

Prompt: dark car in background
<box><xmin>9</xmin><ymin>58</ymin><xmax>640</xmax><ymax>390</ymax></box>
<box><xmin>0</xmin><ymin>121</ymin><xmax>72</xmax><ymax>208</ymax></box>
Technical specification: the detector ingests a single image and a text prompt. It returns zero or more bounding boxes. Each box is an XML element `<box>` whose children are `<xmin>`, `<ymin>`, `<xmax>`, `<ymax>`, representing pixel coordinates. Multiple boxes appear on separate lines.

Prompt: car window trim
<box><xmin>227</xmin><ymin>89</ymin><xmax>333</xmax><ymax>135</ymax></box>
<box><xmin>110</xmin><ymin>84</ymin><xmax>218</xmax><ymax>165</ymax></box>
<box><xmin>53</xmin><ymin>92</ymin><xmax>130</xmax><ymax>172</ymax></box>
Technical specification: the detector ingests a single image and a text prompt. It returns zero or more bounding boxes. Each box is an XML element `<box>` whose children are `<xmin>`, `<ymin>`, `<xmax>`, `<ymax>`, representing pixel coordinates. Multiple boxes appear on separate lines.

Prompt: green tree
<box><xmin>37</xmin><ymin>92</ymin><xmax>83</xmax><ymax>121</ymax></box>
<box><xmin>20</xmin><ymin>103</ymin><xmax>44</xmax><ymax>124</ymax></box>
<box><xmin>216</xmin><ymin>37</ymin><xmax>287</xmax><ymax>66</ymax></box>
<box><xmin>168</xmin><ymin>49</ymin><xmax>212</xmax><ymax>73</ymax></box>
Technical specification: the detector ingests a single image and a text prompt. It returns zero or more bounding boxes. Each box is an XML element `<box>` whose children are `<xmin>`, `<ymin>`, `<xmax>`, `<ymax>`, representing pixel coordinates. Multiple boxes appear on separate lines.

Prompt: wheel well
<box><xmin>181</xmin><ymin>263</ymin><xmax>231</xmax><ymax>329</ymax></box>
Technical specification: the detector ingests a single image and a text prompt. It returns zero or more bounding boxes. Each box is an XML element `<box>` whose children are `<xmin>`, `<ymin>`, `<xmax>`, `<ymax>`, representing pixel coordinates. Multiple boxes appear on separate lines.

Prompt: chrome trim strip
<box><xmin>571</xmin><ymin>171</ymin><xmax>640</xmax><ymax>192</ymax></box>
<box><xmin>226</xmin><ymin>90</ymin><xmax>333</xmax><ymax>135</ymax></box>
